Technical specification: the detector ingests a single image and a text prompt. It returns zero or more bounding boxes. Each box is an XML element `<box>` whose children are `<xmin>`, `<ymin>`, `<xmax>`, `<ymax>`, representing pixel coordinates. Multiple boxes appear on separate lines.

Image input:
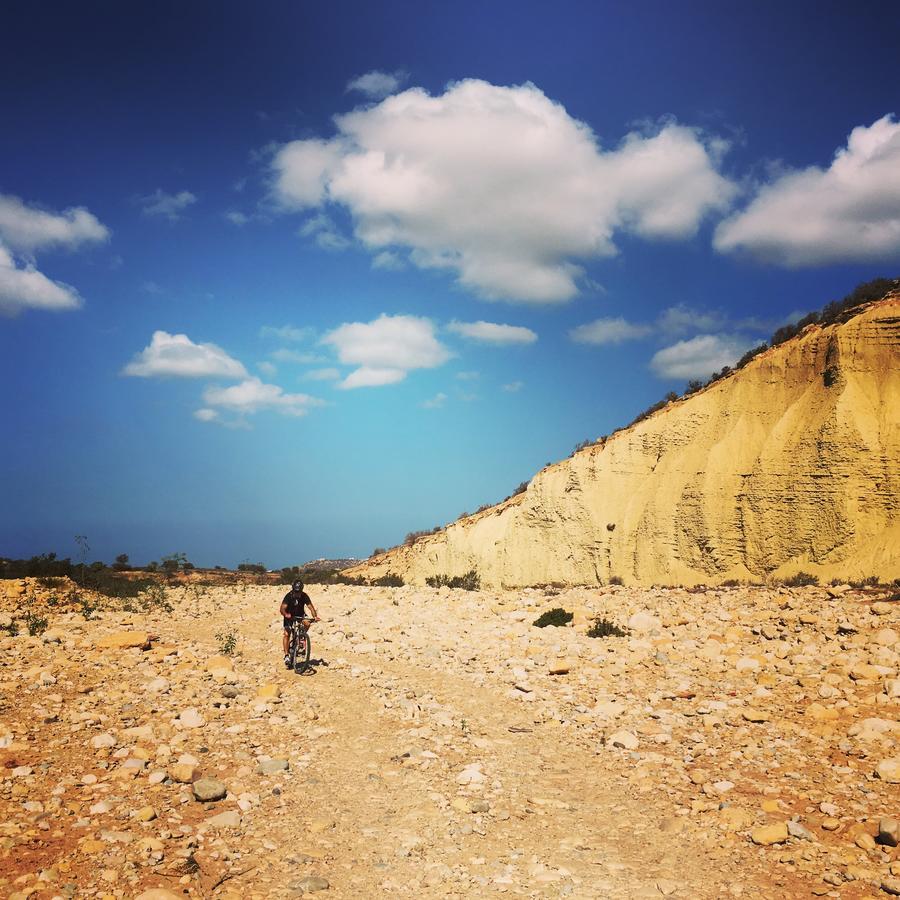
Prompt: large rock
<box><xmin>751</xmin><ymin>823</ymin><xmax>789</xmax><ymax>846</ymax></box>
<box><xmin>192</xmin><ymin>779</ymin><xmax>227</xmax><ymax>802</ymax></box>
<box><xmin>95</xmin><ymin>631</ymin><xmax>149</xmax><ymax>650</ymax></box>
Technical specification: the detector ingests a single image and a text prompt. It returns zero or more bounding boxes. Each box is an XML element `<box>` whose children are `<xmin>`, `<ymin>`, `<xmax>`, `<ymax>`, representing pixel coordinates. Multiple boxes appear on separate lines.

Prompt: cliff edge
<box><xmin>350</xmin><ymin>295</ymin><xmax>900</xmax><ymax>587</ymax></box>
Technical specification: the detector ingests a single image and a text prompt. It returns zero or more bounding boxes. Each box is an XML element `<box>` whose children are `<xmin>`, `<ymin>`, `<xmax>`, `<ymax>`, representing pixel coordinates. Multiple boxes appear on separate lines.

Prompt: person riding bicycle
<box><xmin>280</xmin><ymin>580</ymin><xmax>319</xmax><ymax>668</ymax></box>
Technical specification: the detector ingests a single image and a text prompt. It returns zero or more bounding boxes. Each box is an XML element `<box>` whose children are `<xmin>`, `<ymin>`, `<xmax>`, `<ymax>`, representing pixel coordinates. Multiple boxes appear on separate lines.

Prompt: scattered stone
<box><xmin>257</xmin><ymin>758</ymin><xmax>290</xmax><ymax>775</ymax></box>
<box><xmin>292</xmin><ymin>875</ymin><xmax>330</xmax><ymax>893</ymax></box>
<box><xmin>169</xmin><ymin>763</ymin><xmax>197</xmax><ymax>784</ymax></box>
<box><xmin>750</xmin><ymin>823</ymin><xmax>789</xmax><ymax>846</ymax></box>
<box><xmin>878</xmin><ymin>818</ymin><xmax>899</xmax><ymax>848</ymax></box>
<box><xmin>742</xmin><ymin>708</ymin><xmax>770</xmax><ymax>723</ymax></box>
<box><xmin>876</xmin><ymin>758</ymin><xmax>900</xmax><ymax>784</ymax></box>
<box><xmin>192</xmin><ymin>778</ymin><xmax>227</xmax><ymax>802</ymax></box>
<box><xmin>606</xmin><ymin>730</ymin><xmax>639</xmax><ymax>750</ymax></box>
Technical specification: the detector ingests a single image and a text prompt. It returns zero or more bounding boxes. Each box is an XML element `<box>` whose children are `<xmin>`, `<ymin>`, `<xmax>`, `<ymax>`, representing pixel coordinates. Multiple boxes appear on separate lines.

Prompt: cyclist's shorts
<box><xmin>283</xmin><ymin>617</ymin><xmax>293</xmax><ymax>630</ymax></box>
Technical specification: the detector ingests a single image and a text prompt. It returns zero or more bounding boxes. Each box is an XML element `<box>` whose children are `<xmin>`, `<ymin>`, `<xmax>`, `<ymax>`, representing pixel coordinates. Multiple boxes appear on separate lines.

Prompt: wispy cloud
<box><xmin>260</xmin><ymin>324</ymin><xmax>314</xmax><ymax>342</ymax></box>
<box><xmin>502</xmin><ymin>380</ymin><xmax>524</xmax><ymax>393</ymax></box>
<box><xmin>448</xmin><ymin>320</ymin><xmax>537</xmax><ymax>345</ymax></box>
<box><xmin>303</xmin><ymin>367</ymin><xmax>341</xmax><ymax>381</ymax></box>
<box><xmin>346</xmin><ymin>69</ymin><xmax>407</xmax><ymax>100</ymax></box>
<box><xmin>569</xmin><ymin>317</ymin><xmax>653</xmax><ymax>345</ymax></box>
<box><xmin>421</xmin><ymin>392</ymin><xmax>447</xmax><ymax>409</ymax></box>
<box><xmin>139</xmin><ymin>189</ymin><xmax>197</xmax><ymax>222</ymax></box>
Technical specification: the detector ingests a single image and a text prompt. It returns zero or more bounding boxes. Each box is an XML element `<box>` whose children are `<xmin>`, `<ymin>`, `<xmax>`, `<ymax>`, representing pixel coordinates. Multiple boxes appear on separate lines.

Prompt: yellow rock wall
<box><xmin>351</xmin><ymin>299</ymin><xmax>900</xmax><ymax>587</ymax></box>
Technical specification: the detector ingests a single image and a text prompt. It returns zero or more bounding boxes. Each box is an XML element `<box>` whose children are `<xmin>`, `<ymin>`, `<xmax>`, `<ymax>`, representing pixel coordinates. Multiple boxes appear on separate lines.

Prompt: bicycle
<box><xmin>287</xmin><ymin>616</ymin><xmax>315</xmax><ymax>673</ymax></box>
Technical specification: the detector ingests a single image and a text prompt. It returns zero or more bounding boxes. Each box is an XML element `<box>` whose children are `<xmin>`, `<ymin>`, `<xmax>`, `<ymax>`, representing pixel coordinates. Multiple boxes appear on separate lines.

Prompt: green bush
<box><xmin>372</xmin><ymin>573</ymin><xmax>404</xmax><ymax>587</ymax></box>
<box><xmin>533</xmin><ymin>607</ymin><xmax>573</xmax><ymax>628</ymax></box>
<box><xmin>24</xmin><ymin>609</ymin><xmax>48</xmax><ymax>636</ymax></box>
<box><xmin>609</xmin><ymin>575</ymin><xmax>624</xmax><ymax>586</ymax></box>
<box><xmin>216</xmin><ymin>630</ymin><xmax>238</xmax><ymax>655</ymax></box>
<box><xmin>783</xmin><ymin>572</ymin><xmax>819</xmax><ymax>587</ymax></box>
<box><xmin>426</xmin><ymin>570</ymin><xmax>480</xmax><ymax>591</ymax></box>
<box><xmin>587</xmin><ymin>617</ymin><xmax>628</xmax><ymax>638</ymax></box>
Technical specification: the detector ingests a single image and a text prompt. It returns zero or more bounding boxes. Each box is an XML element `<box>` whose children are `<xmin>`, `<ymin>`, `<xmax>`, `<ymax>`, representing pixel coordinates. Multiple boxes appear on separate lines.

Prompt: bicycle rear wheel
<box><xmin>294</xmin><ymin>628</ymin><xmax>311</xmax><ymax>673</ymax></box>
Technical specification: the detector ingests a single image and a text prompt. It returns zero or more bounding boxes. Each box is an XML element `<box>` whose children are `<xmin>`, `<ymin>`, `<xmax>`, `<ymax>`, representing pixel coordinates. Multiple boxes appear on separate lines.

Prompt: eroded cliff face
<box><xmin>350</xmin><ymin>298</ymin><xmax>900</xmax><ymax>587</ymax></box>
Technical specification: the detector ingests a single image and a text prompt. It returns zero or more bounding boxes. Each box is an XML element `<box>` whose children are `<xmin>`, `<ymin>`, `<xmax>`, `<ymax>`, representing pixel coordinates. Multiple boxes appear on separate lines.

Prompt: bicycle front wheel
<box><xmin>295</xmin><ymin>630</ymin><xmax>311</xmax><ymax>673</ymax></box>
<box><xmin>288</xmin><ymin>628</ymin><xmax>299</xmax><ymax>670</ymax></box>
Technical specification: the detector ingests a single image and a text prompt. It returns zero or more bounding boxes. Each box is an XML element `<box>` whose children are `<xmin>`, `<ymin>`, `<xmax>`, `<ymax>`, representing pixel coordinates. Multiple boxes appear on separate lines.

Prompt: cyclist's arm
<box><xmin>280</xmin><ymin>599</ymin><xmax>290</xmax><ymax>617</ymax></box>
<box><xmin>307</xmin><ymin>600</ymin><xmax>320</xmax><ymax>620</ymax></box>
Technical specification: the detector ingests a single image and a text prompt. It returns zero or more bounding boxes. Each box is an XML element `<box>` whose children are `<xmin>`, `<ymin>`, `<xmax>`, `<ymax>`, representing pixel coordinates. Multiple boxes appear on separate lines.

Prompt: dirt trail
<box><xmin>197</xmin><ymin>588</ymin><xmax>737</xmax><ymax>899</ymax></box>
<box><xmin>3</xmin><ymin>578</ymin><xmax>898</xmax><ymax>898</ymax></box>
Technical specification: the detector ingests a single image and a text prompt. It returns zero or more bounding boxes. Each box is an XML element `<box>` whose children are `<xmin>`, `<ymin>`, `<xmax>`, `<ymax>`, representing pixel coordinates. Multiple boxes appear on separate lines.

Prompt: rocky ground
<box><xmin>0</xmin><ymin>577</ymin><xmax>898</xmax><ymax>899</ymax></box>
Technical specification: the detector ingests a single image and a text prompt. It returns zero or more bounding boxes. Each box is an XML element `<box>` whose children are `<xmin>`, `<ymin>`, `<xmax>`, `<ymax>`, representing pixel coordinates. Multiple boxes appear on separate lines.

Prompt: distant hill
<box><xmin>348</xmin><ymin>287</ymin><xmax>900</xmax><ymax>587</ymax></box>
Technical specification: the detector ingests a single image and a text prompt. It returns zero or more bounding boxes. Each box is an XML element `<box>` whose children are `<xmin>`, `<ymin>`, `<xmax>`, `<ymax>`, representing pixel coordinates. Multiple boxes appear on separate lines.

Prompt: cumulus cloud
<box><xmin>202</xmin><ymin>377</ymin><xmax>323</xmax><ymax>417</ymax></box>
<box><xmin>715</xmin><ymin>114</ymin><xmax>900</xmax><ymax>265</ymax></box>
<box><xmin>139</xmin><ymin>189</ymin><xmax>197</xmax><ymax>222</ymax></box>
<box><xmin>0</xmin><ymin>242</ymin><xmax>82</xmax><ymax>315</ymax></box>
<box><xmin>323</xmin><ymin>313</ymin><xmax>451</xmax><ymax>388</ymax></box>
<box><xmin>447</xmin><ymin>320</ymin><xmax>537</xmax><ymax>345</ymax></box>
<box><xmin>0</xmin><ymin>194</ymin><xmax>110</xmax><ymax>254</ymax></box>
<box><xmin>271</xmin><ymin>79</ymin><xmax>734</xmax><ymax>303</ymax></box>
<box><xmin>372</xmin><ymin>250</ymin><xmax>405</xmax><ymax>271</ymax></box>
<box><xmin>122</xmin><ymin>331</ymin><xmax>248</xmax><ymax>379</ymax></box>
<box><xmin>569</xmin><ymin>316</ymin><xmax>653</xmax><ymax>345</ymax></box>
<box><xmin>347</xmin><ymin>69</ymin><xmax>407</xmax><ymax>100</ymax></box>
<box><xmin>650</xmin><ymin>334</ymin><xmax>752</xmax><ymax>380</ymax></box>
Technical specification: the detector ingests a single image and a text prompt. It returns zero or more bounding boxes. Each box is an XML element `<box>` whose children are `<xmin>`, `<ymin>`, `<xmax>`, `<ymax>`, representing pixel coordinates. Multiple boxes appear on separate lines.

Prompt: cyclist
<box><xmin>280</xmin><ymin>580</ymin><xmax>319</xmax><ymax>668</ymax></box>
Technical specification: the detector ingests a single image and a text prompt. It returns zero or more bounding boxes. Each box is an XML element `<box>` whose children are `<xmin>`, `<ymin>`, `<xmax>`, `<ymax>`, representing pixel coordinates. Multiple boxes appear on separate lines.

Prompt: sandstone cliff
<box><xmin>351</xmin><ymin>296</ymin><xmax>900</xmax><ymax>587</ymax></box>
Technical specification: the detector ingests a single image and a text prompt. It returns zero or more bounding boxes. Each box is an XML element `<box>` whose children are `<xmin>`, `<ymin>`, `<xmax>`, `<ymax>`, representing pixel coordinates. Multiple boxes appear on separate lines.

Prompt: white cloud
<box><xmin>298</xmin><ymin>213</ymin><xmax>350</xmax><ymax>250</ymax></box>
<box><xmin>650</xmin><ymin>334</ymin><xmax>752</xmax><ymax>380</ymax></box>
<box><xmin>122</xmin><ymin>331</ymin><xmax>248</xmax><ymax>379</ymax></box>
<box><xmin>271</xmin><ymin>348</ymin><xmax>327</xmax><ymax>364</ymax></box>
<box><xmin>139</xmin><ymin>189</ymin><xmax>197</xmax><ymax>222</ymax></box>
<box><xmin>421</xmin><ymin>392</ymin><xmax>447</xmax><ymax>409</ymax></box>
<box><xmin>259</xmin><ymin>324</ymin><xmax>313</xmax><ymax>342</ymax></box>
<box><xmin>372</xmin><ymin>250</ymin><xmax>405</xmax><ymax>270</ymax></box>
<box><xmin>224</xmin><ymin>210</ymin><xmax>249</xmax><ymax>226</ymax></box>
<box><xmin>0</xmin><ymin>242</ymin><xmax>82</xmax><ymax>315</ymax></box>
<box><xmin>447</xmin><ymin>320</ymin><xmax>537</xmax><ymax>345</ymax></box>
<box><xmin>202</xmin><ymin>377</ymin><xmax>323</xmax><ymax>417</ymax></box>
<box><xmin>304</xmin><ymin>367</ymin><xmax>341</xmax><ymax>381</ymax></box>
<box><xmin>657</xmin><ymin>304</ymin><xmax>726</xmax><ymax>335</ymax></box>
<box><xmin>257</xmin><ymin>360</ymin><xmax>277</xmax><ymax>377</ymax></box>
<box><xmin>714</xmin><ymin>114</ymin><xmax>900</xmax><ymax>265</ymax></box>
<box><xmin>338</xmin><ymin>366</ymin><xmax>406</xmax><ymax>389</ymax></box>
<box><xmin>271</xmin><ymin>79</ymin><xmax>734</xmax><ymax>303</ymax></box>
<box><xmin>347</xmin><ymin>70</ymin><xmax>407</xmax><ymax>100</ymax></box>
<box><xmin>569</xmin><ymin>316</ymin><xmax>653</xmax><ymax>345</ymax></box>
<box><xmin>323</xmin><ymin>313</ymin><xmax>451</xmax><ymax>389</ymax></box>
<box><xmin>502</xmin><ymin>380</ymin><xmax>524</xmax><ymax>392</ymax></box>
<box><xmin>456</xmin><ymin>370</ymin><xmax>480</xmax><ymax>380</ymax></box>
<box><xmin>0</xmin><ymin>193</ymin><xmax>109</xmax><ymax>254</ymax></box>
<box><xmin>193</xmin><ymin>408</ymin><xmax>220</xmax><ymax>422</ymax></box>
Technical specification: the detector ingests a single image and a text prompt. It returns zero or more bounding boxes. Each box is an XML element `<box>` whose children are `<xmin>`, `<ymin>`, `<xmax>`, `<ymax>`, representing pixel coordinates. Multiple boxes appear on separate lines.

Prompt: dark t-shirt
<box><xmin>282</xmin><ymin>590</ymin><xmax>310</xmax><ymax>618</ymax></box>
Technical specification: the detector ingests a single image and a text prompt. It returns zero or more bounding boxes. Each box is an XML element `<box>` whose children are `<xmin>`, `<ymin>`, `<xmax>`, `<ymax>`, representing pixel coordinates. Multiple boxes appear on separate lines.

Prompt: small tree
<box><xmin>113</xmin><ymin>553</ymin><xmax>131</xmax><ymax>571</ymax></box>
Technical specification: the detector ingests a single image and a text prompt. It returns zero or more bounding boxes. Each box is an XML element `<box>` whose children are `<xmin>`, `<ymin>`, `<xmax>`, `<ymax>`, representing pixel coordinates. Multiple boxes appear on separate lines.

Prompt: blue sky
<box><xmin>2</xmin><ymin>1</ymin><xmax>898</xmax><ymax>567</ymax></box>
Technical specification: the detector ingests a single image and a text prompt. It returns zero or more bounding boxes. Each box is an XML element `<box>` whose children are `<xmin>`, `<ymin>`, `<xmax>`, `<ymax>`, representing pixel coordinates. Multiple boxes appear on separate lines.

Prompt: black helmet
<box><xmin>292</xmin><ymin>580</ymin><xmax>304</xmax><ymax>592</ymax></box>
